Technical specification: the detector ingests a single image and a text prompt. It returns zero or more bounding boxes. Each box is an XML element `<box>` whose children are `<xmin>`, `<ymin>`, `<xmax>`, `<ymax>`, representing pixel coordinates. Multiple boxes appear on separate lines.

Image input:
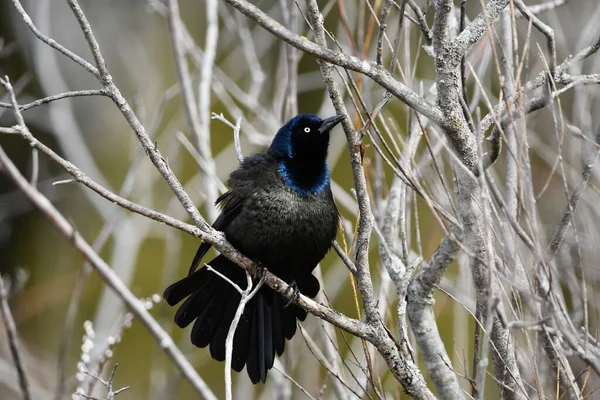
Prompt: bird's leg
<box><xmin>283</xmin><ymin>281</ymin><xmax>300</xmax><ymax>308</ymax></box>
<box><xmin>252</xmin><ymin>261</ymin><xmax>268</xmax><ymax>283</ymax></box>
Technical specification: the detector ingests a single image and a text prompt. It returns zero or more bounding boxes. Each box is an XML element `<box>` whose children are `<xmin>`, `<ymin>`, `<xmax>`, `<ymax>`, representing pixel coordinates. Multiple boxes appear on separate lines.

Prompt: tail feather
<box><xmin>263</xmin><ymin>300</ymin><xmax>274</xmax><ymax>371</ymax></box>
<box><xmin>247</xmin><ymin>293</ymin><xmax>266</xmax><ymax>383</ymax></box>
<box><xmin>164</xmin><ymin>254</ymin><xmax>319</xmax><ymax>384</ymax></box>
<box><xmin>164</xmin><ymin>267</ymin><xmax>210</xmax><ymax>306</ymax></box>
<box><xmin>281</xmin><ymin>304</ymin><xmax>298</xmax><ymax>340</ymax></box>
<box><xmin>231</xmin><ymin>305</ymin><xmax>253</xmax><ymax>372</ymax></box>
<box><xmin>271</xmin><ymin>294</ymin><xmax>285</xmax><ymax>356</ymax></box>
<box><xmin>209</xmin><ymin>292</ymin><xmax>241</xmax><ymax>361</ymax></box>
<box><xmin>191</xmin><ymin>283</ymin><xmax>232</xmax><ymax>347</ymax></box>
<box><xmin>174</xmin><ymin>287</ymin><xmax>215</xmax><ymax>328</ymax></box>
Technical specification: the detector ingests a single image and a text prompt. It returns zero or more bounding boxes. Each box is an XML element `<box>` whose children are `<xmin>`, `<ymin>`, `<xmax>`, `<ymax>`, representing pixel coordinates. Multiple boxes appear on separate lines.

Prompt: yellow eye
<box><xmin>304</xmin><ymin>127</ymin><xmax>311</xmax><ymax>133</ymax></box>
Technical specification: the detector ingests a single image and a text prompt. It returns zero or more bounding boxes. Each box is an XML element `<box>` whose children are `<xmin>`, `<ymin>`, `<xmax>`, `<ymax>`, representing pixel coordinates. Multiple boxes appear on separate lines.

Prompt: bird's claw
<box><xmin>283</xmin><ymin>281</ymin><xmax>300</xmax><ymax>308</ymax></box>
<box><xmin>253</xmin><ymin>261</ymin><xmax>267</xmax><ymax>283</ymax></box>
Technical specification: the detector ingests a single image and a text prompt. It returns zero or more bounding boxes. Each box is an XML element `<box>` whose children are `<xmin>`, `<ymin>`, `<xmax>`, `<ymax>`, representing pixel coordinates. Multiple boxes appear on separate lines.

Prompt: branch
<box><xmin>304</xmin><ymin>2</ymin><xmax>435</xmax><ymax>399</ymax></box>
<box><xmin>77</xmin><ymin>364</ymin><xmax>129</xmax><ymax>400</ymax></box>
<box><xmin>527</xmin><ymin>0</ymin><xmax>569</xmax><ymax>15</ymax></box>
<box><xmin>451</xmin><ymin>0</ymin><xmax>510</xmax><ymax>68</ymax></box>
<box><xmin>0</xmin><ymin>127</ymin><xmax>20</xmax><ymax>134</ymax></box>
<box><xmin>0</xmin><ymin>143</ymin><xmax>218</xmax><ymax>400</ymax></box>
<box><xmin>406</xmin><ymin>0</ymin><xmax>431</xmax><ymax>45</ymax></box>
<box><xmin>304</xmin><ymin>0</ymin><xmax>378</xmax><ymax>326</ymax></box>
<box><xmin>513</xmin><ymin>0</ymin><xmax>556</xmax><ymax>73</ymax></box>
<box><xmin>47</xmin><ymin>0</ymin><xmax>211</xmax><ymax>232</ymax></box>
<box><xmin>332</xmin><ymin>240</ymin><xmax>357</xmax><ymax>275</ymax></box>
<box><xmin>166</xmin><ymin>0</ymin><xmax>218</xmax><ymax>221</ymax></box>
<box><xmin>0</xmin><ymin>89</ymin><xmax>107</xmax><ymax>111</ymax></box>
<box><xmin>432</xmin><ymin>0</ymin><xmax>479</xmax><ymax>170</ymax></box>
<box><xmin>407</xmin><ymin>232</ymin><xmax>464</xmax><ymax>400</ymax></box>
<box><xmin>375</xmin><ymin>0</ymin><xmax>393</xmax><ymax>66</ymax></box>
<box><xmin>223</xmin><ymin>272</ymin><xmax>263</xmax><ymax>400</ymax></box>
<box><xmin>479</xmin><ymin>33</ymin><xmax>600</xmax><ymax>133</ymax></box>
<box><xmin>211</xmin><ymin>113</ymin><xmax>243</xmax><ymax>163</ymax></box>
<box><xmin>483</xmin><ymin>73</ymin><xmax>600</xmax><ymax>169</ymax></box>
<box><xmin>0</xmin><ymin>277</ymin><xmax>32</xmax><ymax>400</ymax></box>
<box><xmin>221</xmin><ymin>0</ymin><xmax>445</xmax><ymax>126</ymax></box>
<box><xmin>8</xmin><ymin>0</ymin><xmax>99</xmax><ymax>77</ymax></box>
<box><xmin>547</xmin><ymin>122</ymin><xmax>600</xmax><ymax>259</ymax></box>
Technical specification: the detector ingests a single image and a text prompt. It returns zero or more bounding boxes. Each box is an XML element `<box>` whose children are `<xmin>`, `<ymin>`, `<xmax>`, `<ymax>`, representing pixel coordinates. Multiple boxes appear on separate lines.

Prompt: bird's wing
<box><xmin>188</xmin><ymin>153</ymin><xmax>275</xmax><ymax>275</ymax></box>
<box><xmin>188</xmin><ymin>189</ymin><xmax>245</xmax><ymax>275</ymax></box>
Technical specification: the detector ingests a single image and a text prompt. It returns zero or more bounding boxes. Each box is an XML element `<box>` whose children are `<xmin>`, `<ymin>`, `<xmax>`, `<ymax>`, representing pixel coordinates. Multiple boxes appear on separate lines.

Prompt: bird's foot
<box><xmin>253</xmin><ymin>261</ymin><xmax>268</xmax><ymax>283</ymax></box>
<box><xmin>283</xmin><ymin>281</ymin><xmax>300</xmax><ymax>308</ymax></box>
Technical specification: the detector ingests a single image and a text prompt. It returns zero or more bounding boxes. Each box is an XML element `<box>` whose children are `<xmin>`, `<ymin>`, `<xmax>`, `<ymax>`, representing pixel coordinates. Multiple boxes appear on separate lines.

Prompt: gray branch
<box><xmin>222</xmin><ymin>0</ymin><xmax>446</xmax><ymax>127</ymax></box>
<box><xmin>0</xmin><ymin>142</ymin><xmax>217</xmax><ymax>400</ymax></box>
<box><xmin>407</xmin><ymin>232</ymin><xmax>463</xmax><ymax>400</ymax></box>
<box><xmin>0</xmin><ymin>276</ymin><xmax>31</xmax><ymax>400</ymax></box>
<box><xmin>304</xmin><ymin>1</ymin><xmax>435</xmax><ymax>398</ymax></box>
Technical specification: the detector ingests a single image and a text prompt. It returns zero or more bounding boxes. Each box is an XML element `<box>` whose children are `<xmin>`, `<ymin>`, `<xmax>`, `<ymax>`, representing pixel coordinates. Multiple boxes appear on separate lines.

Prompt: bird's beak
<box><xmin>318</xmin><ymin>114</ymin><xmax>346</xmax><ymax>134</ymax></box>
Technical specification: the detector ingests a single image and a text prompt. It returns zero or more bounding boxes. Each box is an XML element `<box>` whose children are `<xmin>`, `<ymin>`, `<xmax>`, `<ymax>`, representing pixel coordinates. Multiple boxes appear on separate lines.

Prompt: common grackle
<box><xmin>164</xmin><ymin>114</ymin><xmax>344</xmax><ymax>384</ymax></box>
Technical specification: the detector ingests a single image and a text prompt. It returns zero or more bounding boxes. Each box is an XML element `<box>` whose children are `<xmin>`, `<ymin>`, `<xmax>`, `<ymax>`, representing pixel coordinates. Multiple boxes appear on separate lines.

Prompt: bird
<box><xmin>163</xmin><ymin>113</ymin><xmax>344</xmax><ymax>384</ymax></box>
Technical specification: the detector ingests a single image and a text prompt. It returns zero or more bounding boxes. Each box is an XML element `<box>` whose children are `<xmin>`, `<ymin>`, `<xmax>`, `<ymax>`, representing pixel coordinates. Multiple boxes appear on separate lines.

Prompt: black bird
<box><xmin>164</xmin><ymin>113</ymin><xmax>344</xmax><ymax>384</ymax></box>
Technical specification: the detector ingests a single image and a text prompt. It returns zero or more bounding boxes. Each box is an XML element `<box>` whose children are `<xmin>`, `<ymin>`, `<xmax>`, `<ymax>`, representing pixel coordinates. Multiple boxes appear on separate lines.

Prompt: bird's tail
<box><xmin>163</xmin><ymin>255</ymin><xmax>317</xmax><ymax>384</ymax></box>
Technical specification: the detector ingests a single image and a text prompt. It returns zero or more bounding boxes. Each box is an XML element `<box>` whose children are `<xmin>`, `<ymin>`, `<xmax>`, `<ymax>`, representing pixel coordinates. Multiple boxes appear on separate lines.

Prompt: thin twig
<box><xmin>0</xmin><ymin>277</ymin><xmax>32</xmax><ymax>400</ymax></box>
<box><xmin>211</xmin><ymin>112</ymin><xmax>244</xmax><ymax>163</ymax></box>
<box><xmin>332</xmin><ymin>240</ymin><xmax>357</xmax><ymax>275</ymax></box>
<box><xmin>9</xmin><ymin>0</ymin><xmax>99</xmax><ymax>77</ymax></box>
<box><xmin>166</xmin><ymin>0</ymin><xmax>218</xmax><ymax>221</ymax></box>
<box><xmin>0</xmin><ymin>89</ymin><xmax>108</xmax><ymax>111</ymax></box>
<box><xmin>78</xmin><ymin>364</ymin><xmax>130</xmax><ymax>400</ymax></box>
<box><xmin>197</xmin><ymin>0</ymin><xmax>220</xmax><ymax>221</ymax></box>
<box><xmin>222</xmin><ymin>0</ymin><xmax>446</xmax><ymax>126</ymax></box>
<box><xmin>223</xmin><ymin>272</ymin><xmax>263</xmax><ymax>400</ymax></box>
<box><xmin>547</xmin><ymin>122</ymin><xmax>600</xmax><ymax>259</ymax></box>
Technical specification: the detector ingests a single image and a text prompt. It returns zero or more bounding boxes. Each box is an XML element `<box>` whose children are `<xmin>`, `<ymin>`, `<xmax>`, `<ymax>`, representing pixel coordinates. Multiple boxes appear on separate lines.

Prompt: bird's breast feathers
<box><xmin>223</xmin><ymin>152</ymin><xmax>338</xmax><ymax>262</ymax></box>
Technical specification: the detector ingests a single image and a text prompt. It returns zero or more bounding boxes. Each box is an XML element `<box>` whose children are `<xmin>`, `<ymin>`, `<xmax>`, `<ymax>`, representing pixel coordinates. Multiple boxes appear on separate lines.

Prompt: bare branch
<box><xmin>222</xmin><ymin>0</ymin><xmax>446</xmax><ymax>126</ymax></box>
<box><xmin>9</xmin><ymin>0</ymin><xmax>99</xmax><ymax>77</ymax></box>
<box><xmin>166</xmin><ymin>0</ymin><xmax>218</xmax><ymax>221</ymax></box>
<box><xmin>0</xmin><ymin>89</ymin><xmax>107</xmax><ymax>111</ymax></box>
<box><xmin>211</xmin><ymin>112</ymin><xmax>243</xmax><ymax>163</ymax></box>
<box><xmin>304</xmin><ymin>1</ymin><xmax>435</xmax><ymax>398</ymax></box>
<box><xmin>547</xmin><ymin>122</ymin><xmax>600</xmax><ymax>258</ymax></box>
<box><xmin>78</xmin><ymin>364</ymin><xmax>130</xmax><ymax>400</ymax></box>
<box><xmin>513</xmin><ymin>0</ymin><xmax>557</xmax><ymax>73</ymax></box>
<box><xmin>480</xmin><ymin>34</ymin><xmax>600</xmax><ymax>133</ymax></box>
<box><xmin>0</xmin><ymin>143</ymin><xmax>219</xmax><ymax>400</ymax></box>
<box><xmin>528</xmin><ymin>0</ymin><xmax>569</xmax><ymax>15</ymax></box>
<box><xmin>0</xmin><ymin>276</ymin><xmax>32</xmax><ymax>400</ymax></box>
<box><xmin>452</xmin><ymin>0</ymin><xmax>510</xmax><ymax>67</ymax></box>
<box><xmin>223</xmin><ymin>272</ymin><xmax>263</xmax><ymax>400</ymax></box>
<box><xmin>407</xmin><ymin>232</ymin><xmax>464</xmax><ymax>400</ymax></box>
<box><xmin>332</xmin><ymin>240</ymin><xmax>357</xmax><ymax>275</ymax></box>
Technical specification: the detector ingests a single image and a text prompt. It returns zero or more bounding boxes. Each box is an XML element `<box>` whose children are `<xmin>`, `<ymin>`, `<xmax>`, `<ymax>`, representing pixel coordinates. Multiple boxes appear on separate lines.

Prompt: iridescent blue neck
<box><xmin>278</xmin><ymin>161</ymin><xmax>330</xmax><ymax>196</ymax></box>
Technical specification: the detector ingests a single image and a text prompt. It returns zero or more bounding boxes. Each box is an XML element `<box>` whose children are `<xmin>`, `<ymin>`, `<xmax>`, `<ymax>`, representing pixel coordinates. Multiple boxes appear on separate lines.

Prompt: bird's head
<box><xmin>270</xmin><ymin>114</ymin><xmax>345</xmax><ymax>160</ymax></box>
<box><xmin>269</xmin><ymin>114</ymin><xmax>345</xmax><ymax>196</ymax></box>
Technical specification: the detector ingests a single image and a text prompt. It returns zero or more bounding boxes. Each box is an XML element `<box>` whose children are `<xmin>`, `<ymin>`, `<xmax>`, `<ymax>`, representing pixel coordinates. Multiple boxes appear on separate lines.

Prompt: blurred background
<box><xmin>1</xmin><ymin>0</ymin><xmax>599</xmax><ymax>399</ymax></box>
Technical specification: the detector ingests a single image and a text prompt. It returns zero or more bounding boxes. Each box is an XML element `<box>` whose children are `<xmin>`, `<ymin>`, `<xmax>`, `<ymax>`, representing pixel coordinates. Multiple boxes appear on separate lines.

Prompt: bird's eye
<box><xmin>303</xmin><ymin>127</ymin><xmax>311</xmax><ymax>133</ymax></box>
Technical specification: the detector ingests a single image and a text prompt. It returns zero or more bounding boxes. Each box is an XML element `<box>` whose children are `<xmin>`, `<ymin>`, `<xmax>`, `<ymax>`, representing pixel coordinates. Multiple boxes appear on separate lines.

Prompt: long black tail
<box><xmin>163</xmin><ymin>255</ymin><xmax>318</xmax><ymax>384</ymax></box>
